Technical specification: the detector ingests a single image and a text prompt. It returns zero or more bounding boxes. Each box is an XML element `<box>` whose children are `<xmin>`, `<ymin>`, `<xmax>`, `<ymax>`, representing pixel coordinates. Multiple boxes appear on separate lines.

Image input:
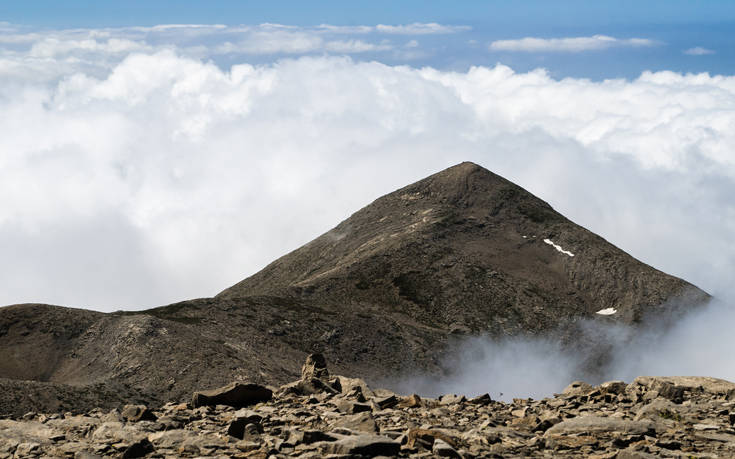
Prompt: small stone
<box><xmin>406</xmin><ymin>428</ymin><xmax>458</xmax><ymax>449</ymax></box>
<box><xmin>14</xmin><ymin>443</ymin><xmax>40</xmax><ymax>457</ymax></box>
<box><xmin>288</xmin><ymin>429</ymin><xmax>339</xmax><ymax>445</ymax></box>
<box><xmin>433</xmin><ymin>438</ymin><xmax>462</xmax><ymax>458</ymax></box>
<box><xmin>396</xmin><ymin>394</ymin><xmax>422</xmax><ymax>408</ymax></box>
<box><xmin>122</xmin><ymin>439</ymin><xmax>154</xmax><ymax>459</ymax></box>
<box><xmin>468</xmin><ymin>393</ymin><xmax>493</xmax><ymax>405</ymax></box>
<box><xmin>334</xmin><ymin>399</ymin><xmax>372</xmax><ymax>414</ymax></box>
<box><xmin>562</xmin><ymin>381</ymin><xmax>593</xmax><ymax>396</ymax></box>
<box><xmin>235</xmin><ymin>440</ymin><xmax>260</xmax><ymax>452</ymax></box>
<box><xmin>439</xmin><ymin>394</ymin><xmax>466</xmax><ymax>405</ymax></box>
<box><xmin>692</xmin><ymin>423</ymin><xmax>719</xmax><ymax>430</ymax></box>
<box><xmin>331</xmin><ymin>411</ymin><xmax>378</xmax><ymax>433</ymax></box>
<box><xmin>651</xmin><ymin>381</ymin><xmax>685</xmax><ymax>403</ymax></box>
<box><xmin>374</xmin><ymin>395</ymin><xmax>399</xmax><ymax>409</ymax></box>
<box><xmin>599</xmin><ymin>380</ymin><xmax>628</xmax><ymax>395</ymax></box>
<box><xmin>121</xmin><ymin>404</ymin><xmax>157</xmax><ymax>422</ymax></box>
<box><xmin>74</xmin><ymin>453</ymin><xmax>103</xmax><ymax>459</ymax></box>
<box><xmin>301</xmin><ymin>353</ymin><xmax>329</xmax><ymax>380</ymax></box>
<box><xmin>318</xmin><ymin>434</ymin><xmax>400</xmax><ymax>457</ymax></box>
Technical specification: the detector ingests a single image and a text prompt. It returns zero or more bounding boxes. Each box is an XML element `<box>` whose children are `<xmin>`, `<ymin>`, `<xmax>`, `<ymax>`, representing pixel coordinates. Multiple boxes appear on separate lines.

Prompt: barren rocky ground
<box><xmin>2</xmin><ymin>356</ymin><xmax>734</xmax><ymax>458</ymax></box>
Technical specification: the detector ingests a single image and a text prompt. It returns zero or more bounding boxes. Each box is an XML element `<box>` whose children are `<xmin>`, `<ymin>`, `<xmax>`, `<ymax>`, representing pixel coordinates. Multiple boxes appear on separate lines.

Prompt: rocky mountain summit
<box><xmin>2</xmin><ymin>355</ymin><xmax>734</xmax><ymax>458</ymax></box>
<box><xmin>0</xmin><ymin>162</ymin><xmax>710</xmax><ymax>416</ymax></box>
<box><xmin>219</xmin><ymin>161</ymin><xmax>706</xmax><ymax>331</ymax></box>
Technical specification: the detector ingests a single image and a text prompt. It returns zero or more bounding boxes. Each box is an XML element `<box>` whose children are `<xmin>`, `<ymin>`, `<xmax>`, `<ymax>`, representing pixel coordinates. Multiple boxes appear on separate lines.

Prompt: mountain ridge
<box><xmin>0</xmin><ymin>161</ymin><xmax>710</xmax><ymax>416</ymax></box>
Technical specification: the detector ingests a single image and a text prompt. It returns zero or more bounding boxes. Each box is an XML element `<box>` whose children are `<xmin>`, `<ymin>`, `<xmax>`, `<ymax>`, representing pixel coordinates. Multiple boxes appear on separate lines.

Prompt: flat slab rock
<box><xmin>316</xmin><ymin>434</ymin><xmax>401</xmax><ymax>456</ymax></box>
<box><xmin>545</xmin><ymin>416</ymin><xmax>659</xmax><ymax>436</ymax></box>
<box><xmin>191</xmin><ymin>382</ymin><xmax>272</xmax><ymax>408</ymax></box>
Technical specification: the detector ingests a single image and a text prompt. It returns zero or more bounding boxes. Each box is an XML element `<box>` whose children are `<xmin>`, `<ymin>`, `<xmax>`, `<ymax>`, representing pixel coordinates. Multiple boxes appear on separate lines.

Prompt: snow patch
<box><xmin>596</xmin><ymin>308</ymin><xmax>617</xmax><ymax>315</ymax></box>
<box><xmin>543</xmin><ymin>238</ymin><xmax>575</xmax><ymax>257</ymax></box>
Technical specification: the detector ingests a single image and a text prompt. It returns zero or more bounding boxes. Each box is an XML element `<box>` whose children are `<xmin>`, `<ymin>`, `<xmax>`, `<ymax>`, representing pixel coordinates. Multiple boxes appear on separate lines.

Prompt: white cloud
<box><xmin>214</xmin><ymin>30</ymin><xmax>326</xmax><ymax>54</ymax></box>
<box><xmin>490</xmin><ymin>35</ymin><xmax>658</xmax><ymax>52</ymax></box>
<box><xmin>314</xmin><ymin>23</ymin><xmax>469</xmax><ymax>35</ymax></box>
<box><xmin>0</xmin><ymin>23</ymin><xmax>431</xmax><ymax>60</ymax></box>
<box><xmin>325</xmin><ymin>39</ymin><xmax>392</xmax><ymax>53</ymax></box>
<box><xmin>375</xmin><ymin>23</ymin><xmax>471</xmax><ymax>34</ymax></box>
<box><xmin>684</xmin><ymin>46</ymin><xmax>715</xmax><ymax>56</ymax></box>
<box><xmin>29</xmin><ymin>37</ymin><xmax>152</xmax><ymax>57</ymax></box>
<box><xmin>0</xmin><ymin>28</ymin><xmax>734</xmax><ymax>326</ymax></box>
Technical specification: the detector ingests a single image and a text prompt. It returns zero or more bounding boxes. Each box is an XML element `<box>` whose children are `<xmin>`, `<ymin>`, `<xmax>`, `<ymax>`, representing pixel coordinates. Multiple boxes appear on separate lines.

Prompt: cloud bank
<box><xmin>391</xmin><ymin>296</ymin><xmax>735</xmax><ymax>401</ymax></box>
<box><xmin>0</xmin><ymin>26</ymin><xmax>734</xmax><ymax>322</ymax></box>
<box><xmin>490</xmin><ymin>35</ymin><xmax>658</xmax><ymax>52</ymax></box>
<box><xmin>0</xmin><ymin>22</ymin><xmax>468</xmax><ymax>65</ymax></box>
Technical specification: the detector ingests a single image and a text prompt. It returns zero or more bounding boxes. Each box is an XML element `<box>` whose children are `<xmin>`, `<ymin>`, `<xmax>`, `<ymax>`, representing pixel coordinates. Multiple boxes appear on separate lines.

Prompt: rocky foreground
<box><xmin>2</xmin><ymin>356</ymin><xmax>735</xmax><ymax>459</ymax></box>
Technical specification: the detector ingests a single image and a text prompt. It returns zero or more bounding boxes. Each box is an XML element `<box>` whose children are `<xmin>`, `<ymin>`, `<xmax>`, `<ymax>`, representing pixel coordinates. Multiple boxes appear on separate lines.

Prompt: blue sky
<box><xmin>3</xmin><ymin>1</ymin><xmax>735</xmax><ymax>28</ymax></box>
<box><xmin>2</xmin><ymin>0</ymin><xmax>734</xmax><ymax>79</ymax></box>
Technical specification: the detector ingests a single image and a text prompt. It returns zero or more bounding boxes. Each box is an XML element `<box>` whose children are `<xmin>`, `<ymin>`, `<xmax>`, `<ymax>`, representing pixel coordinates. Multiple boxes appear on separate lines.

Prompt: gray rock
<box><xmin>318</xmin><ymin>434</ymin><xmax>400</xmax><ymax>457</ymax></box>
<box><xmin>439</xmin><ymin>394</ymin><xmax>466</xmax><ymax>405</ymax></box>
<box><xmin>227</xmin><ymin>419</ymin><xmax>262</xmax><ymax>439</ymax></box>
<box><xmin>301</xmin><ymin>353</ymin><xmax>329</xmax><ymax>380</ymax></box>
<box><xmin>562</xmin><ymin>381</ymin><xmax>593</xmax><ymax>396</ymax></box>
<box><xmin>14</xmin><ymin>442</ymin><xmax>40</xmax><ymax>457</ymax></box>
<box><xmin>121</xmin><ymin>438</ymin><xmax>153</xmax><ymax>458</ymax></box>
<box><xmin>121</xmin><ymin>405</ymin><xmax>157</xmax><ymax>422</ymax></box>
<box><xmin>633</xmin><ymin>376</ymin><xmax>735</xmax><ymax>398</ymax></box>
<box><xmin>191</xmin><ymin>382</ymin><xmax>272</xmax><ymax>408</ymax></box>
<box><xmin>331</xmin><ymin>412</ymin><xmax>378</xmax><ymax>433</ymax></box>
<box><xmin>374</xmin><ymin>394</ymin><xmax>399</xmax><ymax>409</ymax></box>
<box><xmin>334</xmin><ymin>399</ymin><xmax>372</xmax><ymax>414</ymax></box>
<box><xmin>287</xmin><ymin>429</ymin><xmax>339</xmax><ymax>445</ymax></box>
<box><xmin>599</xmin><ymin>380</ymin><xmax>628</xmax><ymax>395</ymax></box>
<box><xmin>433</xmin><ymin>438</ymin><xmax>462</xmax><ymax>458</ymax></box>
<box><xmin>74</xmin><ymin>453</ymin><xmax>103</xmax><ymax>459</ymax></box>
<box><xmin>544</xmin><ymin>416</ymin><xmax>658</xmax><ymax>436</ymax></box>
<box><xmin>635</xmin><ymin>397</ymin><xmax>683</xmax><ymax>422</ymax></box>
<box><xmin>616</xmin><ymin>449</ymin><xmax>659</xmax><ymax>459</ymax></box>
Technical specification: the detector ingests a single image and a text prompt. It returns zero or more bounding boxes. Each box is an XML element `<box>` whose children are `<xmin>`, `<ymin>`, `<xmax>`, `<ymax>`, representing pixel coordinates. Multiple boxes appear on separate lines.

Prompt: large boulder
<box><xmin>631</xmin><ymin>376</ymin><xmax>735</xmax><ymax>399</ymax></box>
<box><xmin>191</xmin><ymin>382</ymin><xmax>272</xmax><ymax>408</ymax></box>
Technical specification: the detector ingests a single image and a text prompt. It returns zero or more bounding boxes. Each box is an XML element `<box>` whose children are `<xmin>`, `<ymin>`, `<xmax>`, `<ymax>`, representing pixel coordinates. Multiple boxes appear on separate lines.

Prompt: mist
<box><xmin>388</xmin><ymin>295</ymin><xmax>735</xmax><ymax>401</ymax></box>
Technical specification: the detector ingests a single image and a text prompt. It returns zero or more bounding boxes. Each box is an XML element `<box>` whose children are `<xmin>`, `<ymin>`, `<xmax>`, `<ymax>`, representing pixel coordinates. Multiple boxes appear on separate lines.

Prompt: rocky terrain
<box><xmin>2</xmin><ymin>355</ymin><xmax>734</xmax><ymax>458</ymax></box>
<box><xmin>0</xmin><ymin>162</ymin><xmax>711</xmax><ymax>416</ymax></box>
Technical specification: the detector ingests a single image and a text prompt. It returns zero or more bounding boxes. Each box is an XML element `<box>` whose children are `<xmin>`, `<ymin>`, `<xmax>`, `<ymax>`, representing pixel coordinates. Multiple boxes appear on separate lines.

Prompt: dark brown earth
<box><xmin>0</xmin><ymin>162</ymin><xmax>710</xmax><ymax>417</ymax></box>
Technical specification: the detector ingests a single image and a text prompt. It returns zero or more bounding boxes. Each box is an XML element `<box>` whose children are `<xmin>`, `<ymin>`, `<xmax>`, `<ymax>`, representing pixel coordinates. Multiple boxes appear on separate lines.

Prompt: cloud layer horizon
<box><xmin>1</xmin><ymin>24</ymin><xmax>734</xmax><ymax>315</ymax></box>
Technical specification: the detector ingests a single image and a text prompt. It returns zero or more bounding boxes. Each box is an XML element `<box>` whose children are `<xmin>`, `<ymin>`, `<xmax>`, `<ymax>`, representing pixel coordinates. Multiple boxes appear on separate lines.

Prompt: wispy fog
<box><xmin>389</xmin><ymin>296</ymin><xmax>735</xmax><ymax>401</ymax></box>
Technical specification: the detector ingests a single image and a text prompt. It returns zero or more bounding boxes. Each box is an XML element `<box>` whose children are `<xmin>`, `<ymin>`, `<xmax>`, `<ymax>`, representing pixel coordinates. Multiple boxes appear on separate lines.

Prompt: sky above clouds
<box><xmin>1</xmin><ymin>1</ymin><xmax>735</xmax><ymax>314</ymax></box>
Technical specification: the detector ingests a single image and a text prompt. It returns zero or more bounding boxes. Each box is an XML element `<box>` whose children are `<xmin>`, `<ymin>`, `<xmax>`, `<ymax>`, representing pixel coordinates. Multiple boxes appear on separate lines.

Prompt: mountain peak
<box><xmin>0</xmin><ymin>161</ymin><xmax>710</xmax><ymax>414</ymax></box>
<box><xmin>218</xmin><ymin>162</ymin><xmax>706</xmax><ymax>334</ymax></box>
<box><xmin>393</xmin><ymin>161</ymin><xmax>510</xmax><ymax>202</ymax></box>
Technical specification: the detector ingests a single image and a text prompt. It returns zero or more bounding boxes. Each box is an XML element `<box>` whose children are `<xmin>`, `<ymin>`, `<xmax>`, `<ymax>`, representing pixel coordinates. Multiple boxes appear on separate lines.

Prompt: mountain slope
<box><xmin>0</xmin><ymin>162</ymin><xmax>709</xmax><ymax>415</ymax></box>
<box><xmin>218</xmin><ymin>162</ymin><xmax>706</xmax><ymax>333</ymax></box>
